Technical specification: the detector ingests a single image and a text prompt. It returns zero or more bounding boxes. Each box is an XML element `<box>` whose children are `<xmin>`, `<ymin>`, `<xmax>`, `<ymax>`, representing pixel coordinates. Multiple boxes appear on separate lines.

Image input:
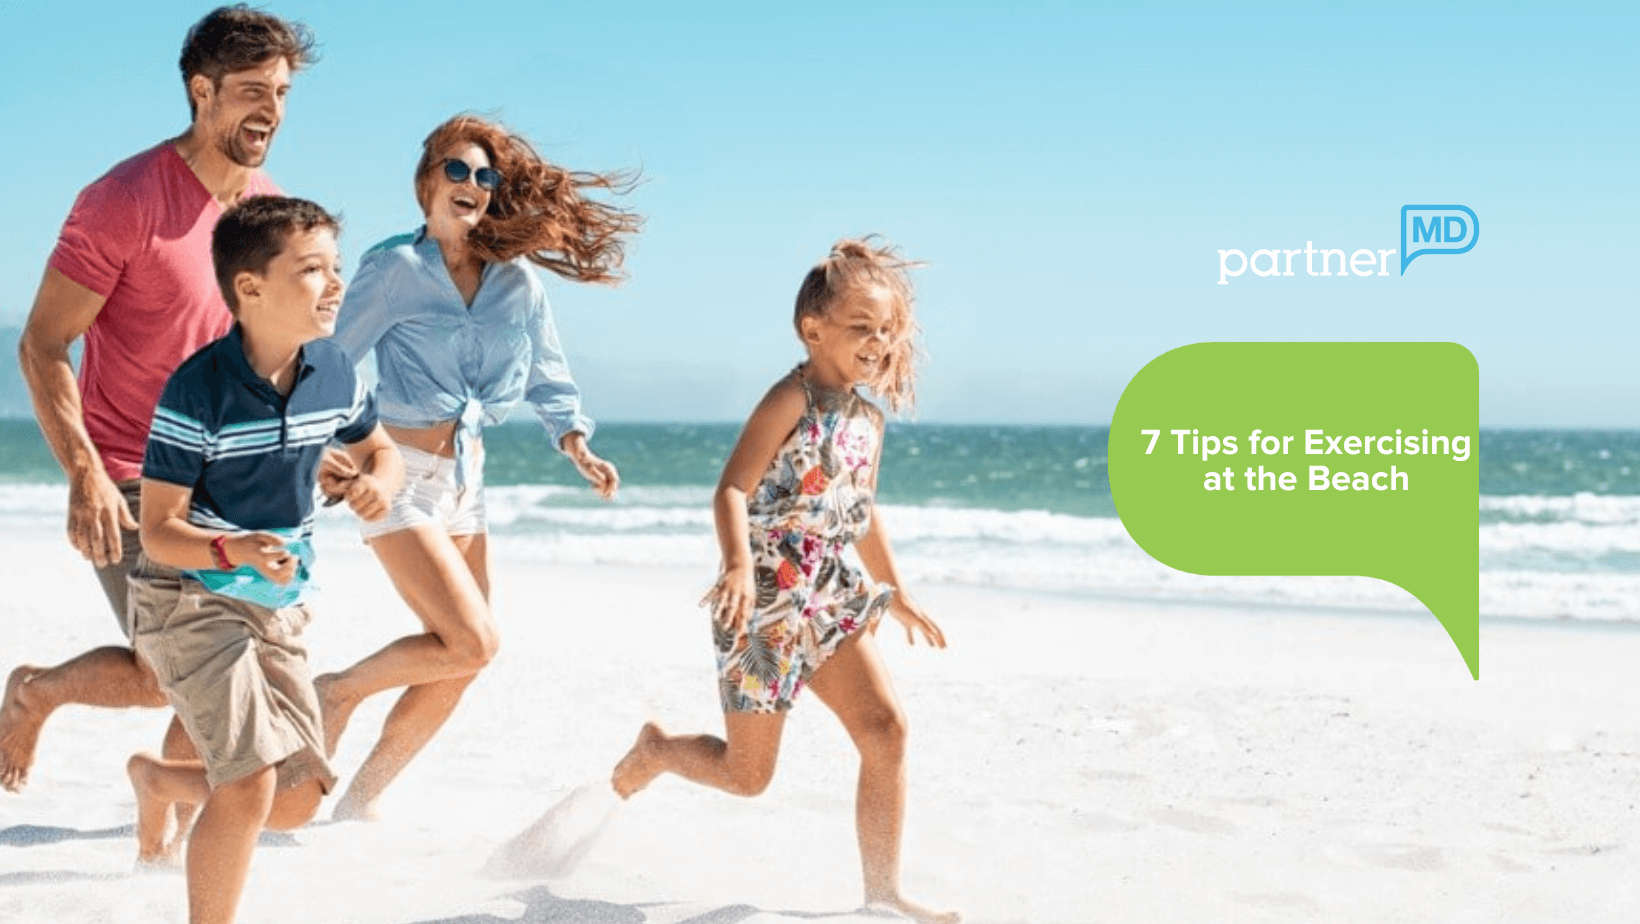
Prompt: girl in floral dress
<box><xmin>612</xmin><ymin>238</ymin><xmax>958</xmax><ymax>924</ymax></box>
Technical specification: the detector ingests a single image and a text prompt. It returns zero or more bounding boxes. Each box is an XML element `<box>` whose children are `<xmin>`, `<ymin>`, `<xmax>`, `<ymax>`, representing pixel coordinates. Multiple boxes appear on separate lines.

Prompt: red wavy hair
<box><xmin>414</xmin><ymin>114</ymin><xmax>642</xmax><ymax>284</ymax></box>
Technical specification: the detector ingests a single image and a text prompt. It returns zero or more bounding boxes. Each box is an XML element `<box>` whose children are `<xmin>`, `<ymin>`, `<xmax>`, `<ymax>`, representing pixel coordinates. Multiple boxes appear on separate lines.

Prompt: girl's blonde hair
<box><xmin>415</xmin><ymin>114</ymin><xmax>643</xmax><ymax>284</ymax></box>
<box><xmin>793</xmin><ymin>237</ymin><xmax>922</xmax><ymax>412</ymax></box>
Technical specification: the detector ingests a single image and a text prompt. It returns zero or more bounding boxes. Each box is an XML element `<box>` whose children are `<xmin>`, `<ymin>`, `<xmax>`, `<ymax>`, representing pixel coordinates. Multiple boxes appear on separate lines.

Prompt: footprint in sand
<box><xmin>1075</xmin><ymin>811</ymin><xmax>1143</xmax><ymax>834</ymax></box>
<box><xmin>1232</xmin><ymin>892</ymin><xmax>1322</xmax><ymax>914</ymax></box>
<box><xmin>1323</xmin><ymin>841</ymin><xmax>1447</xmax><ymax>872</ymax></box>
<box><xmin>1321</xmin><ymin>823</ymin><xmax>1449</xmax><ymax>872</ymax></box>
<box><xmin>1080</xmin><ymin>769</ymin><xmax>1146</xmax><ymax>783</ymax></box>
<box><xmin>1480</xmin><ymin>822</ymin><xmax>1536</xmax><ymax>838</ymax></box>
<box><xmin>1544</xmin><ymin>842</ymin><xmax>1621</xmax><ymax>857</ymax></box>
<box><xmin>1146</xmin><ymin>808</ymin><xmax>1240</xmax><ymax>835</ymax></box>
<box><xmin>1212</xmin><ymin>794</ymin><xmax>1283</xmax><ymax>809</ymax></box>
<box><xmin>1368</xmin><ymin>845</ymin><xmax>1446</xmax><ymax>872</ymax></box>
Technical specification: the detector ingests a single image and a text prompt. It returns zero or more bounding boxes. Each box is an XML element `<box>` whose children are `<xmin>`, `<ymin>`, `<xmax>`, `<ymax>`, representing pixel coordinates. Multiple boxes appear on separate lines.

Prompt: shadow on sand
<box><xmin>0</xmin><ymin>824</ymin><xmax>133</xmax><ymax>847</ymax></box>
<box><xmin>409</xmin><ymin>884</ymin><xmax>867</xmax><ymax>924</ymax></box>
<box><xmin>0</xmin><ymin>869</ymin><xmax>126</xmax><ymax>888</ymax></box>
<box><xmin>0</xmin><ymin>821</ymin><xmax>298</xmax><ymax>850</ymax></box>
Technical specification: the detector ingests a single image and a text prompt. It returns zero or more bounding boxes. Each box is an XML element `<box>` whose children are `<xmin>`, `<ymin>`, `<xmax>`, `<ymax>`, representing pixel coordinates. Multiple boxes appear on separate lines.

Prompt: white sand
<box><xmin>3</xmin><ymin>529</ymin><xmax>1639</xmax><ymax>923</ymax></box>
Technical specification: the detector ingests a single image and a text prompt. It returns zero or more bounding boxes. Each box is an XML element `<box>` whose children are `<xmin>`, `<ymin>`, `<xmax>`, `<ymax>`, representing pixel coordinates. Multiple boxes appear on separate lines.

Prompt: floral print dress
<box><xmin>715</xmin><ymin>367</ymin><xmax>894</xmax><ymax>713</ymax></box>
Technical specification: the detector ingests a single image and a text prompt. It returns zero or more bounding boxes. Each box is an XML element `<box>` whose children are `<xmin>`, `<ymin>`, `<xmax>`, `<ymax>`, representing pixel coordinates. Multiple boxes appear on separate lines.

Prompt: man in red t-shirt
<box><xmin>1</xmin><ymin>7</ymin><xmax>316</xmax><ymax>795</ymax></box>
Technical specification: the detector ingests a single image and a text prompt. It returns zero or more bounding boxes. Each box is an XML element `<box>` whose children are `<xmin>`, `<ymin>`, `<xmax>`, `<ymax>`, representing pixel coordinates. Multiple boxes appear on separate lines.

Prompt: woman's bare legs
<box><xmin>804</xmin><ymin>634</ymin><xmax>959</xmax><ymax>924</ymax></box>
<box><xmin>322</xmin><ymin>529</ymin><xmax>494</xmax><ymax>821</ymax></box>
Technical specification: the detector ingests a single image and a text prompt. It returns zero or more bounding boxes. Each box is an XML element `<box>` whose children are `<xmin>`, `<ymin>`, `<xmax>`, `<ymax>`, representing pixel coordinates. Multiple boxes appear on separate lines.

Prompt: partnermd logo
<box><xmin>1400</xmin><ymin>205</ymin><xmax>1479</xmax><ymax>274</ymax></box>
<box><xmin>1217</xmin><ymin>205</ymin><xmax>1480</xmax><ymax>284</ymax></box>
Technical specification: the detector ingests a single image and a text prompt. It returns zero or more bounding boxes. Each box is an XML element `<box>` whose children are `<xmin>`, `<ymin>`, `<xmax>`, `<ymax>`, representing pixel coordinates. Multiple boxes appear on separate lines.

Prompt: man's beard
<box><xmin>217</xmin><ymin>121</ymin><xmax>272</xmax><ymax>168</ymax></box>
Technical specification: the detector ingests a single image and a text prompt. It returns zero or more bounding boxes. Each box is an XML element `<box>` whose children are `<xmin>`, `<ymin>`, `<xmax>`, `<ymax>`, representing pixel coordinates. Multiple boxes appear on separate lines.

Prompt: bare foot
<box><xmin>135</xmin><ymin>835</ymin><xmax>185</xmax><ymax>873</ymax></box>
<box><xmin>611</xmin><ymin>722</ymin><xmax>666</xmax><ymax>799</ymax></box>
<box><xmin>315</xmin><ymin>673</ymin><xmax>359</xmax><ymax>758</ymax></box>
<box><xmin>331</xmin><ymin>789</ymin><xmax>383</xmax><ymax>823</ymax></box>
<box><xmin>127</xmin><ymin>753</ymin><xmax>180</xmax><ymax>866</ymax></box>
<box><xmin>0</xmin><ymin>666</ymin><xmax>47</xmax><ymax>793</ymax></box>
<box><xmin>863</xmin><ymin>896</ymin><xmax>961</xmax><ymax>924</ymax></box>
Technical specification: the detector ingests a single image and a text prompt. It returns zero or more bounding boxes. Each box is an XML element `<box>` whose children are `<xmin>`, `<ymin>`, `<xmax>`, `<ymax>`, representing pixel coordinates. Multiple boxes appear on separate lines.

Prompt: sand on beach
<box><xmin>2</xmin><ymin>527</ymin><xmax>1639</xmax><ymax>924</ymax></box>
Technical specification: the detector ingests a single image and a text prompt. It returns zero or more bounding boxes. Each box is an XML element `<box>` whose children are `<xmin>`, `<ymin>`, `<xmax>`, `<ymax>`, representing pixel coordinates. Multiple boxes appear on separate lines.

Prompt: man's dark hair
<box><xmin>212</xmin><ymin>197</ymin><xmax>339</xmax><ymax>312</ymax></box>
<box><xmin>179</xmin><ymin>5</ymin><xmax>317</xmax><ymax>118</ymax></box>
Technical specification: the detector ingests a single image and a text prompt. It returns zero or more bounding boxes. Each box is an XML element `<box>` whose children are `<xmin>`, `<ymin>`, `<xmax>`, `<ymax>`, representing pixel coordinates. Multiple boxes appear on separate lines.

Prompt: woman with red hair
<box><xmin>321</xmin><ymin>114</ymin><xmax>640</xmax><ymax>820</ymax></box>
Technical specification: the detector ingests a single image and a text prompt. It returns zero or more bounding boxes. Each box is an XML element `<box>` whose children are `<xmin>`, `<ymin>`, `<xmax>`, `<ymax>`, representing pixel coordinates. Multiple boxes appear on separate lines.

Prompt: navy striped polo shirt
<box><xmin>143</xmin><ymin>325</ymin><xmax>376</xmax><ymax>604</ymax></box>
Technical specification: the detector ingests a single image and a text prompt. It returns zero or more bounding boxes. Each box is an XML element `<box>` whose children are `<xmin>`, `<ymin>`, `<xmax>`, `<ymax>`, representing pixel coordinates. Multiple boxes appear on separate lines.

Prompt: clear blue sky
<box><xmin>2</xmin><ymin>1</ymin><xmax>1635</xmax><ymax>424</ymax></box>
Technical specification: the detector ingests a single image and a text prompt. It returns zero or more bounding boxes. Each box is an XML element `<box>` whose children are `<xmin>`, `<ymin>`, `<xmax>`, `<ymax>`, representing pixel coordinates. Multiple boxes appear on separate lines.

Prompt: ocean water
<box><xmin>0</xmin><ymin>420</ymin><xmax>1635</xmax><ymax>622</ymax></box>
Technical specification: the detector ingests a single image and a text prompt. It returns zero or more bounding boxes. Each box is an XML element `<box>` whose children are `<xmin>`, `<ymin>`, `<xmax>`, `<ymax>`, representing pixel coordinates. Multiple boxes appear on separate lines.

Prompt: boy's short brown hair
<box><xmin>212</xmin><ymin>196</ymin><xmax>339</xmax><ymax>312</ymax></box>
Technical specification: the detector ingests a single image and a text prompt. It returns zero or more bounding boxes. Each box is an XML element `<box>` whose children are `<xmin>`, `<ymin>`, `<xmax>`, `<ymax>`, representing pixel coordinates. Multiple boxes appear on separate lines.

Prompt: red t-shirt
<box><xmin>48</xmin><ymin>143</ymin><xmax>280</xmax><ymax>481</ymax></box>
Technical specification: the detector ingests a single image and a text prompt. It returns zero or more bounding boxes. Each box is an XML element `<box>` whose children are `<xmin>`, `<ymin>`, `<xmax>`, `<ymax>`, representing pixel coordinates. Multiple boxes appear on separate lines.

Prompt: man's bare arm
<box><xmin>18</xmin><ymin>266</ymin><xmax>133</xmax><ymax>566</ymax></box>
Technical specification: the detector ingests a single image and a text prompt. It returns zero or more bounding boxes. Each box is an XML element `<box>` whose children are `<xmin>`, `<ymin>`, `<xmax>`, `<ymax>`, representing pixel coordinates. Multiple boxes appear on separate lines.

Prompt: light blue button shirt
<box><xmin>329</xmin><ymin>228</ymin><xmax>594</xmax><ymax>484</ymax></box>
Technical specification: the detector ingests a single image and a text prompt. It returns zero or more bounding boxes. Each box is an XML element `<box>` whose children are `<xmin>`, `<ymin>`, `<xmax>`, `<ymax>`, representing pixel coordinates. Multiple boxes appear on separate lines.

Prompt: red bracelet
<box><xmin>209</xmin><ymin>534</ymin><xmax>234</xmax><ymax>571</ymax></box>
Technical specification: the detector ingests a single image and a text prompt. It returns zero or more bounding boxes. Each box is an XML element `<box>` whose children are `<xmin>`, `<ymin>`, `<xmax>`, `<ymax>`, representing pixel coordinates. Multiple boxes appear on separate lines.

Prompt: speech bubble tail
<box><xmin>1455</xmin><ymin>631</ymin><xmax>1480</xmax><ymax>681</ymax></box>
<box><xmin>1400</xmin><ymin>581</ymin><xmax>1480</xmax><ymax>680</ymax></box>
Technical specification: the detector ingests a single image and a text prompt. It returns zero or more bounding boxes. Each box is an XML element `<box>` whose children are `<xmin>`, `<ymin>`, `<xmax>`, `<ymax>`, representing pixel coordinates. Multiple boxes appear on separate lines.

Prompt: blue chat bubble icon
<box><xmin>1401</xmin><ymin>205</ymin><xmax>1479</xmax><ymax>274</ymax></box>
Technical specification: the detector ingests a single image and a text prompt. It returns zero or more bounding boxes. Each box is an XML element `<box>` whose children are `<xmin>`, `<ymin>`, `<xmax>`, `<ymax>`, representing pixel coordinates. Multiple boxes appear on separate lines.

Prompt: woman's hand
<box><xmin>318</xmin><ymin>448</ymin><xmax>358</xmax><ymax>505</ymax></box>
<box><xmin>225</xmin><ymin>532</ymin><xmax>299</xmax><ymax>585</ymax></box>
<box><xmin>700</xmin><ymin>562</ymin><xmax>757</xmax><ymax>636</ymax></box>
<box><xmin>343</xmin><ymin>474</ymin><xmax>393</xmax><ymax>522</ymax></box>
<box><xmin>562</xmin><ymin>432</ymin><xmax>619</xmax><ymax>499</ymax></box>
<box><xmin>878</xmin><ymin>594</ymin><xmax>948</xmax><ymax>648</ymax></box>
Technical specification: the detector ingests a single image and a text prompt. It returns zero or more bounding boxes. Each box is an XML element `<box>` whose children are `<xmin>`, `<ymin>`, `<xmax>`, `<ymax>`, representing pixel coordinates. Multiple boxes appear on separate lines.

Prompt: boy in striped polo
<box><xmin>125</xmin><ymin>197</ymin><xmax>402</xmax><ymax>924</ymax></box>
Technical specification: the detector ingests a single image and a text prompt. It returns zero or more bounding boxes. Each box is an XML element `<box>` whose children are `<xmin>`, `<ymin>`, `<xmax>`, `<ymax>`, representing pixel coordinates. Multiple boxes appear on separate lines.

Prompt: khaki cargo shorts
<box><xmin>128</xmin><ymin>555</ymin><xmax>335</xmax><ymax>792</ymax></box>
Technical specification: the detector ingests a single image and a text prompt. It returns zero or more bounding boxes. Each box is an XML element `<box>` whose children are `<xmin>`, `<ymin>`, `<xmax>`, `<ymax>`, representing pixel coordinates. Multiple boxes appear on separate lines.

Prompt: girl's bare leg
<box><xmin>328</xmin><ymin>531</ymin><xmax>493</xmax><ymax>821</ymax></box>
<box><xmin>613</xmin><ymin>710</ymin><xmax>786</xmax><ymax>799</ymax></box>
<box><xmin>807</xmin><ymin>633</ymin><xmax>960</xmax><ymax>924</ymax></box>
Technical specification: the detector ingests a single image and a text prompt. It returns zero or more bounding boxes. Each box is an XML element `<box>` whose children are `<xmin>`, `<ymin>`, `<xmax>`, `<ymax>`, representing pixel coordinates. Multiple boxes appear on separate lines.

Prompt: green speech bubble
<box><xmin>1109</xmin><ymin>343</ymin><xmax>1479</xmax><ymax>678</ymax></box>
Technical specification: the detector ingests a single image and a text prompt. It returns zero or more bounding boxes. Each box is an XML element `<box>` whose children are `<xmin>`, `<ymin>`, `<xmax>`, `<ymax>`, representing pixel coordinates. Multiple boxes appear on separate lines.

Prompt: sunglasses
<box><xmin>442</xmin><ymin>158</ymin><xmax>502</xmax><ymax>191</ymax></box>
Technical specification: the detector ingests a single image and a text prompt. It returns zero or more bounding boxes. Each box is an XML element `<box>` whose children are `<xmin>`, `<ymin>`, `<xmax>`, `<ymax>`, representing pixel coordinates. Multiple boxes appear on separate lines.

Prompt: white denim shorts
<box><xmin>360</xmin><ymin>444</ymin><xmax>487</xmax><ymax>541</ymax></box>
